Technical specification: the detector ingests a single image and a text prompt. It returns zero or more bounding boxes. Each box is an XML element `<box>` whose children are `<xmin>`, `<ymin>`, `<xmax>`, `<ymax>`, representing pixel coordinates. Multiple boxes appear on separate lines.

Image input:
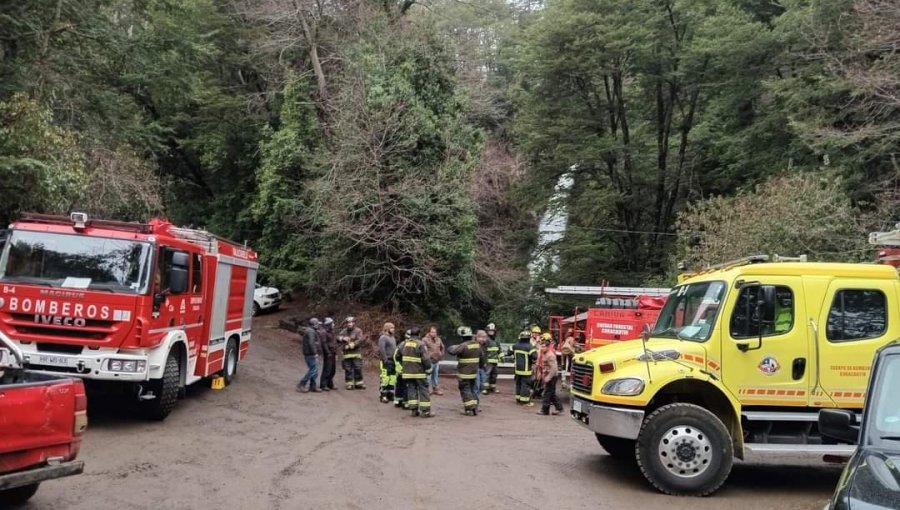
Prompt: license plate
<box><xmin>573</xmin><ymin>399</ymin><xmax>583</xmax><ymax>413</ymax></box>
<box><xmin>36</xmin><ymin>354</ymin><xmax>71</xmax><ymax>367</ymax></box>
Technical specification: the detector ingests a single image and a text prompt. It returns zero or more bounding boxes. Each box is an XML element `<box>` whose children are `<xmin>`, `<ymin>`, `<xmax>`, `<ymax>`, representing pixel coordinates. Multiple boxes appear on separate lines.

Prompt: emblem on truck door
<box><xmin>758</xmin><ymin>356</ymin><xmax>780</xmax><ymax>375</ymax></box>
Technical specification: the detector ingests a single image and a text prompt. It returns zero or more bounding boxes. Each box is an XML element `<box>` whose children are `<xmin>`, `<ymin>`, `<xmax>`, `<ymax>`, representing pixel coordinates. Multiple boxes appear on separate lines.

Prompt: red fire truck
<box><xmin>546</xmin><ymin>284</ymin><xmax>669</xmax><ymax>351</ymax></box>
<box><xmin>0</xmin><ymin>212</ymin><xmax>259</xmax><ymax>420</ymax></box>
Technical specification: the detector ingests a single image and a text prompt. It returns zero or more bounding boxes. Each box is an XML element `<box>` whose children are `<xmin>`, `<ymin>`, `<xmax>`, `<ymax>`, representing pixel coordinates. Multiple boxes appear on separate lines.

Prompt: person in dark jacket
<box><xmin>511</xmin><ymin>330</ymin><xmax>537</xmax><ymax>406</ymax></box>
<box><xmin>297</xmin><ymin>318</ymin><xmax>322</xmax><ymax>393</ymax></box>
<box><xmin>393</xmin><ymin>332</ymin><xmax>408</xmax><ymax>408</ymax></box>
<box><xmin>378</xmin><ymin>322</ymin><xmax>398</xmax><ymax>403</ymax></box>
<box><xmin>400</xmin><ymin>327</ymin><xmax>433</xmax><ymax>417</ymax></box>
<box><xmin>447</xmin><ymin>326</ymin><xmax>486</xmax><ymax>416</ymax></box>
<box><xmin>318</xmin><ymin>317</ymin><xmax>337</xmax><ymax>391</ymax></box>
<box><xmin>482</xmin><ymin>323</ymin><xmax>501</xmax><ymax>394</ymax></box>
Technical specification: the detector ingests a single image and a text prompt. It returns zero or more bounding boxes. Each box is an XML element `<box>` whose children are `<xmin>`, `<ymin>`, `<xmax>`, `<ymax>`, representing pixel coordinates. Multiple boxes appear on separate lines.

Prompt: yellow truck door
<box><xmin>721</xmin><ymin>277</ymin><xmax>811</xmax><ymax>407</ymax></box>
<box><xmin>813</xmin><ymin>279</ymin><xmax>898</xmax><ymax>409</ymax></box>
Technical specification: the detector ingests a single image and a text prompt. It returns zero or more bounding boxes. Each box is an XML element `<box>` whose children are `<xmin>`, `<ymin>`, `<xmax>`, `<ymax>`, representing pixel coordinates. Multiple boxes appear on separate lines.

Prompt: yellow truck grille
<box><xmin>571</xmin><ymin>361</ymin><xmax>593</xmax><ymax>394</ymax></box>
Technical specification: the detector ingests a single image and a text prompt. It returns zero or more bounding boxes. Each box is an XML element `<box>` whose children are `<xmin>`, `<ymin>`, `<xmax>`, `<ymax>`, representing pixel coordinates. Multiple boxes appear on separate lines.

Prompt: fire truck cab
<box><xmin>0</xmin><ymin>213</ymin><xmax>259</xmax><ymax>420</ymax></box>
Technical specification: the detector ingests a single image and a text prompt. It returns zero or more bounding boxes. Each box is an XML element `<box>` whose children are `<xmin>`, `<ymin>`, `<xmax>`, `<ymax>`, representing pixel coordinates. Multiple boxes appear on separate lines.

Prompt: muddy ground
<box><xmin>28</xmin><ymin>308</ymin><xmax>842</xmax><ymax>510</ymax></box>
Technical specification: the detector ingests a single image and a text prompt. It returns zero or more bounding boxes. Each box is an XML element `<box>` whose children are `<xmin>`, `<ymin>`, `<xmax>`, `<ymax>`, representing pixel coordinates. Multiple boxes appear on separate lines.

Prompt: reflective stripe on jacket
<box><xmin>452</xmin><ymin>340</ymin><xmax>485</xmax><ymax>380</ymax></box>
<box><xmin>485</xmin><ymin>338</ymin><xmax>501</xmax><ymax>364</ymax></box>
<box><xmin>340</xmin><ymin>326</ymin><xmax>365</xmax><ymax>359</ymax></box>
<box><xmin>400</xmin><ymin>339</ymin><xmax>430</xmax><ymax>379</ymax></box>
<box><xmin>513</xmin><ymin>340</ymin><xmax>537</xmax><ymax>376</ymax></box>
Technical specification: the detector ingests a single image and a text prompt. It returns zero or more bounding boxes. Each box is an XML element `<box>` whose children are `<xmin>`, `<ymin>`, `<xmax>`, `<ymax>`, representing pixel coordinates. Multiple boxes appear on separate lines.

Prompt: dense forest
<box><xmin>1</xmin><ymin>0</ymin><xmax>898</xmax><ymax>329</ymax></box>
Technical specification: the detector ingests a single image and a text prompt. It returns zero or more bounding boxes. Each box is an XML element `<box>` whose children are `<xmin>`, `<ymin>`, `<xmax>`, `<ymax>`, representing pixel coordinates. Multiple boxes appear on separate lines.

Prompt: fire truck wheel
<box><xmin>1</xmin><ymin>483</ymin><xmax>40</xmax><ymax>505</ymax></box>
<box><xmin>142</xmin><ymin>351</ymin><xmax>181</xmax><ymax>421</ymax></box>
<box><xmin>222</xmin><ymin>338</ymin><xmax>238</xmax><ymax>385</ymax></box>
<box><xmin>595</xmin><ymin>434</ymin><xmax>636</xmax><ymax>461</ymax></box>
<box><xmin>635</xmin><ymin>403</ymin><xmax>733</xmax><ymax>496</ymax></box>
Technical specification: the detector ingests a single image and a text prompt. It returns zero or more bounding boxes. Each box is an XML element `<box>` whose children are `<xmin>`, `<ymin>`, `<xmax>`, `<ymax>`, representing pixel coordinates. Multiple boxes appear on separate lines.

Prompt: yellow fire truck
<box><xmin>569</xmin><ymin>255</ymin><xmax>899</xmax><ymax>496</ymax></box>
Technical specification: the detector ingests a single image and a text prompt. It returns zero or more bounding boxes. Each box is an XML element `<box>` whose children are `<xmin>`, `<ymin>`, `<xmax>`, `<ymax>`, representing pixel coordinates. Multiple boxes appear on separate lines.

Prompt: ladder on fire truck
<box><xmin>168</xmin><ymin>226</ymin><xmax>248</xmax><ymax>254</ymax></box>
<box><xmin>870</xmin><ymin>225</ymin><xmax>900</xmax><ymax>266</ymax></box>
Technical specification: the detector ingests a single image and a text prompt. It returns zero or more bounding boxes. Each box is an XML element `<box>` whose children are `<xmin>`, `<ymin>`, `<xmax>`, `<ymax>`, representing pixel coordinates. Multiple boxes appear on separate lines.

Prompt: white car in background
<box><xmin>253</xmin><ymin>283</ymin><xmax>282</xmax><ymax>315</ymax></box>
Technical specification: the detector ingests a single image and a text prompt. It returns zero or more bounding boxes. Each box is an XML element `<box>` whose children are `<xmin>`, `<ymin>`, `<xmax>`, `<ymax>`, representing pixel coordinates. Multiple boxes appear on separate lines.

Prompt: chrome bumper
<box><xmin>570</xmin><ymin>397</ymin><xmax>645</xmax><ymax>440</ymax></box>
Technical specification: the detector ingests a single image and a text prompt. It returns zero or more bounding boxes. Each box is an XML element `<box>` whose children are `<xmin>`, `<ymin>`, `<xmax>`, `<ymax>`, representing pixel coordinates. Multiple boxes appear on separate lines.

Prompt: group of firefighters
<box><xmin>295</xmin><ymin>316</ymin><xmax>570</xmax><ymax>418</ymax></box>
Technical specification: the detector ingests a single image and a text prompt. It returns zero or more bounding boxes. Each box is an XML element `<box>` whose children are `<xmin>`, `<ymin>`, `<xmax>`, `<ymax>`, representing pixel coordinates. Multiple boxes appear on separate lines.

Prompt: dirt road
<box><xmin>28</xmin><ymin>309</ymin><xmax>841</xmax><ymax>510</ymax></box>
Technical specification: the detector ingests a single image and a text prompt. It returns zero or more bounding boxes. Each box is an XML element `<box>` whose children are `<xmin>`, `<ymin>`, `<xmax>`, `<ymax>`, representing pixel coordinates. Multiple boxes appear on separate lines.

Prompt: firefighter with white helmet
<box><xmin>482</xmin><ymin>323</ymin><xmax>501</xmax><ymax>394</ymax></box>
<box><xmin>338</xmin><ymin>316</ymin><xmax>366</xmax><ymax>390</ymax></box>
<box><xmin>447</xmin><ymin>326</ymin><xmax>486</xmax><ymax>416</ymax></box>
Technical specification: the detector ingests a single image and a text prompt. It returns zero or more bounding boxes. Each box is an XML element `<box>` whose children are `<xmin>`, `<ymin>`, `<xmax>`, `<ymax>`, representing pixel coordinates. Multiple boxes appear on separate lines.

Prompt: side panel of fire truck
<box><xmin>201</xmin><ymin>254</ymin><xmax>256</xmax><ymax>379</ymax></box>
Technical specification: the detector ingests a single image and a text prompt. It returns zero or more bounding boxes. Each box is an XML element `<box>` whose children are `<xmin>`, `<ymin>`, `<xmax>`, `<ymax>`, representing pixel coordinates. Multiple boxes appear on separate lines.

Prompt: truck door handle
<box><xmin>792</xmin><ymin>358</ymin><xmax>806</xmax><ymax>381</ymax></box>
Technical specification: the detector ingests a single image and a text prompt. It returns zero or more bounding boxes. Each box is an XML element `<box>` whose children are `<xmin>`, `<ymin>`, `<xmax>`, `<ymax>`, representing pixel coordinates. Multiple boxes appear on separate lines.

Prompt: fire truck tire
<box><xmin>635</xmin><ymin>403</ymin><xmax>733</xmax><ymax>496</ymax></box>
<box><xmin>222</xmin><ymin>338</ymin><xmax>238</xmax><ymax>385</ymax></box>
<box><xmin>142</xmin><ymin>351</ymin><xmax>181</xmax><ymax>421</ymax></box>
<box><xmin>1</xmin><ymin>483</ymin><xmax>40</xmax><ymax>506</ymax></box>
<box><xmin>595</xmin><ymin>434</ymin><xmax>636</xmax><ymax>461</ymax></box>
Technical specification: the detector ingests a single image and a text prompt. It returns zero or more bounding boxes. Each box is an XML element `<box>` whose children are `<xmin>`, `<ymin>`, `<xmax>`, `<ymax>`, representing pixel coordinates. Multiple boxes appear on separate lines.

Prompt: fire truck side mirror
<box><xmin>169</xmin><ymin>267</ymin><xmax>188</xmax><ymax>295</ymax></box>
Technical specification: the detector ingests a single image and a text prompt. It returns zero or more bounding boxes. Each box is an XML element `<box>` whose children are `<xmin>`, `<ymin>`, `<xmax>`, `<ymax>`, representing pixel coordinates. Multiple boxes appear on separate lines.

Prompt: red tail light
<box><xmin>74</xmin><ymin>382</ymin><xmax>88</xmax><ymax>436</ymax></box>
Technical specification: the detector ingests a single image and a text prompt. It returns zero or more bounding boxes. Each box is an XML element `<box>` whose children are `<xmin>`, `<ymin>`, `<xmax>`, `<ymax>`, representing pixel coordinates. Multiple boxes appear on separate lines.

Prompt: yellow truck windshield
<box><xmin>652</xmin><ymin>281</ymin><xmax>726</xmax><ymax>342</ymax></box>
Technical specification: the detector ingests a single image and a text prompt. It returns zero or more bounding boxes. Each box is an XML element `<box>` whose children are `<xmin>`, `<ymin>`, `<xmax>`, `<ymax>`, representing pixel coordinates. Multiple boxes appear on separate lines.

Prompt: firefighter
<box><xmin>447</xmin><ymin>326</ymin><xmax>486</xmax><ymax>416</ymax></box>
<box><xmin>378</xmin><ymin>322</ymin><xmax>398</xmax><ymax>403</ymax></box>
<box><xmin>512</xmin><ymin>330</ymin><xmax>537</xmax><ymax>406</ymax></box>
<box><xmin>529</xmin><ymin>325</ymin><xmax>542</xmax><ymax>348</ymax></box>
<box><xmin>393</xmin><ymin>331</ymin><xmax>408</xmax><ymax>408</ymax></box>
<box><xmin>532</xmin><ymin>332</ymin><xmax>553</xmax><ymax>399</ymax></box>
<box><xmin>537</xmin><ymin>336</ymin><xmax>563</xmax><ymax>415</ymax></box>
<box><xmin>338</xmin><ymin>316</ymin><xmax>366</xmax><ymax>390</ymax></box>
<box><xmin>482</xmin><ymin>323</ymin><xmax>501</xmax><ymax>395</ymax></box>
<box><xmin>400</xmin><ymin>327</ymin><xmax>433</xmax><ymax>418</ymax></box>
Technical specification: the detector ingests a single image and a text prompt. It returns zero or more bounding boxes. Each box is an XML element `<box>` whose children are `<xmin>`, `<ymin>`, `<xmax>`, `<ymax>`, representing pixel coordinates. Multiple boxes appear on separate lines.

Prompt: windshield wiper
<box><xmin>880</xmin><ymin>435</ymin><xmax>900</xmax><ymax>441</ymax></box>
<box><xmin>1</xmin><ymin>277</ymin><xmax>55</xmax><ymax>288</ymax></box>
<box><xmin>654</xmin><ymin>326</ymin><xmax>688</xmax><ymax>341</ymax></box>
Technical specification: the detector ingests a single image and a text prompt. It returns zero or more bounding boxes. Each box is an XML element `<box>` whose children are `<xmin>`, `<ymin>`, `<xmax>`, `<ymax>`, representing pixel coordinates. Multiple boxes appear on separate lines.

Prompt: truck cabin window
<box><xmin>827</xmin><ymin>290</ymin><xmax>887</xmax><ymax>343</ymax></box>
<box><xmin>730</xmin><ymin>285</ymin><xmax>794</xmax><ymax>338</ymax></box>
<box><xmin>0</xmin><ymin>230</ymin><xmax>153</xmax><ymax>294</ymax></box>
<box><xmin>652</xmin><ymin>281</ymin><xmax>726</xmax><ymax>342</ymax></box>
<box><xmin>157</xmin><ymin>248</ymin><xmax>189</xmax><ymax>295</ymax></box>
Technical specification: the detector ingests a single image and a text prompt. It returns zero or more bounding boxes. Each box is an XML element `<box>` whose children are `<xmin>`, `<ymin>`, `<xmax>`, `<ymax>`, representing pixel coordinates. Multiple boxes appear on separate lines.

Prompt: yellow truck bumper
<box><xmin>570</xmin><ymin>396</ymin><xmax>644</xmax><ymax>440</ymax></box>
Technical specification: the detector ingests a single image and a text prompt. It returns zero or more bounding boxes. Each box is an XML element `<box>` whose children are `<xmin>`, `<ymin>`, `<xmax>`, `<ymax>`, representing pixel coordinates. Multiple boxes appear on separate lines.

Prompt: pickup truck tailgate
<box><xmin>0</xmin><ymin>376</ymin><xmax>82</xmax><ymax>473</ymax></box>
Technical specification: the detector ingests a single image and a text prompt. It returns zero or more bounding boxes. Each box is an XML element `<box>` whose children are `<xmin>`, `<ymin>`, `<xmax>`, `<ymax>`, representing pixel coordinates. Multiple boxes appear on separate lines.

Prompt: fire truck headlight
<box><xmin>108</xmin><ymin>359</ymin><xmax>147</xmax><ymax>373</ymax></box>
<box><xmin>601</xmin><ymin>378</ymin><xmax>644</xmax><ymax>396</ymax></box>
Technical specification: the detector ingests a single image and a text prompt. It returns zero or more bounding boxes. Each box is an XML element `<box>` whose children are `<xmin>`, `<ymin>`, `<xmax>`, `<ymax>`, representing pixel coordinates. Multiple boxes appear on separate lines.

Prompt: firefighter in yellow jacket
<box><xmin>447</xmin><ymin>326</ymin><xmax>486</xmax><ymax>416</ymax></box>
<box><xmin>400</xmin><ymin>327</ymin><xmax>433</xmax><ymax>418</ymax></box>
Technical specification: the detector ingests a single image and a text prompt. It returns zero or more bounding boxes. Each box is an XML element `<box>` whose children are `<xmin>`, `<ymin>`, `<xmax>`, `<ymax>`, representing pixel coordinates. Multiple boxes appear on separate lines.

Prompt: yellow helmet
<box><xmin>530</xmin><ymin>325</ymin><xmax>542</xmax><ymax>334</ymax></box>
<box><xmin>541</xmin><ymin>332</ymin><xmax>552</xmax><ymax>341</ymax></box>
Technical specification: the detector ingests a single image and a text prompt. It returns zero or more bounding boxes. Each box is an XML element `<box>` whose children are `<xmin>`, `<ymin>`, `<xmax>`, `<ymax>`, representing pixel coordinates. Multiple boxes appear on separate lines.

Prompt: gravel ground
<box><xmin>27</xmin><ymin>308</ymin><xmax>842</xmax><ymax>510</ymax></box>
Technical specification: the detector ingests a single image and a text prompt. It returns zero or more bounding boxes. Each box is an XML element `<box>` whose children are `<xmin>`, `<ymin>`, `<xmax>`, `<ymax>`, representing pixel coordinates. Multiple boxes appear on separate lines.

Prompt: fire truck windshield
<box><xmin>0</xmin><ymin>230</ymin><xmax>153</xmax><ymax>294</ymax></box>
<box><xmin>652</xmin><ymin>281</ymin><xmax>726</xmax><ymax>342</ymax></box>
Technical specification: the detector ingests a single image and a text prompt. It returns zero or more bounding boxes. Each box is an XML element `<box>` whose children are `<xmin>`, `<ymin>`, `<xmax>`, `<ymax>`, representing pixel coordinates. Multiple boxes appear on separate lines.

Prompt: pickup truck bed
<box><xmin>0</xmin><ymin>369</ymin><xmax>87</xmax><ymax>506</ymax></box>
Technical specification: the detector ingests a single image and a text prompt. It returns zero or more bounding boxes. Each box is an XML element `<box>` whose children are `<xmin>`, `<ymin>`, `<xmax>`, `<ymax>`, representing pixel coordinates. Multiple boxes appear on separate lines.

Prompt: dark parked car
<box><xmin>819</xmin><ymin>341</ymin><xmax>900</xmax><ymax>510</ymax></box>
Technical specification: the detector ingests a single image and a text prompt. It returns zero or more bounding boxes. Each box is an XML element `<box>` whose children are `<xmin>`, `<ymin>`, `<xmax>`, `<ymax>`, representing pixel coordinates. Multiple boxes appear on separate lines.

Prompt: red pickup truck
<box><xmin>1</xmin><ymin>337</ymin><xmax>86</xmax><ymax>506</ymax></box>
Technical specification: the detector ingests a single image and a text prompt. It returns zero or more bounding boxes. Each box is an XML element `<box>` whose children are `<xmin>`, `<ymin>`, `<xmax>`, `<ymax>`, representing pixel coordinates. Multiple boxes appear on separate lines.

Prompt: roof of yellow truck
<box><xmin>682</xmin><ymin>262</ymin><xmax>900</xmax><ymax>284</ymax></box>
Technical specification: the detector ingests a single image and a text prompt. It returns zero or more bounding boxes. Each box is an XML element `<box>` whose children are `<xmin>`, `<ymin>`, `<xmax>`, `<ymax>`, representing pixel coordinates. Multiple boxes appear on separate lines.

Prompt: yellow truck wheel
<box><xmin>635</xmin><ymin>403</ymin><xmax>733</xmax><ymax>496</ymax></box>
